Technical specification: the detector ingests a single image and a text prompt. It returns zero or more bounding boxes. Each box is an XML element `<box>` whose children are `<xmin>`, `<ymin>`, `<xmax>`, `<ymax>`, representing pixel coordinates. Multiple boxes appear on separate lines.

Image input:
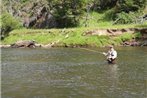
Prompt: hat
<box><xmin>108</xmin><ymin>45</ymin><xmax>113</xmax><ymax>48</ymax></box>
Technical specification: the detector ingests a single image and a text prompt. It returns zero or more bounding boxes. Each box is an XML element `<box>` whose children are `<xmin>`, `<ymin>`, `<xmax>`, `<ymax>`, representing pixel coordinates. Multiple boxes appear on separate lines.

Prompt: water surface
<box><xmin>1</xmin><ymin>47</ymin><xmax>147</xmax><ymax>98</ymax></box>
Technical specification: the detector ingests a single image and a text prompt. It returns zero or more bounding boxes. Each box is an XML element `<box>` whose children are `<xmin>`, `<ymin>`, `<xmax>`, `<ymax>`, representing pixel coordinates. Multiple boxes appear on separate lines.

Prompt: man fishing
<box><xmin>103</xmin><ymin>45</ymin><xmax>117</xmax><ymax>64</ymax></box>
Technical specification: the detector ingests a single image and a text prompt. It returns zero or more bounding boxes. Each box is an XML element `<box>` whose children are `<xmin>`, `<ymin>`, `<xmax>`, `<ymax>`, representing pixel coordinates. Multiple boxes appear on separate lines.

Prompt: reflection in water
<box><xmin>107</xmin><ymin>64</ymin><xmax>119</xmax><ymax>97</ymax></box>
<box><xmin>1</xmin><ymin>47</ymin><xmax>147</xmax><ymax>98</ymax></box>
<box><xmin>109</xmin><ymin>64</ymin><xmax>119</xmax><ymax>85</ymax></box>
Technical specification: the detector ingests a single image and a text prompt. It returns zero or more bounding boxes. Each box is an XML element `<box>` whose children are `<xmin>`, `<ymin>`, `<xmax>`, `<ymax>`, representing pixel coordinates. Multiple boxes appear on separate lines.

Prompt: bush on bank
<box><xmin>0</xmin><ymin>13</ymin><xmax>23</xmax><ymax>40</ymax></box>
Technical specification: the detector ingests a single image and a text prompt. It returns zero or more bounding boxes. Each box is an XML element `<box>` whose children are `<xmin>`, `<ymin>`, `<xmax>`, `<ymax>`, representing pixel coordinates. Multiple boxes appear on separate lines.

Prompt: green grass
<box><xmin>79</xmin><ymin>11</ymin><xmax>113</xmax><ymax>28</ymax></box>
<box><xmin>2</xmin><ymin>28</ymin><xmax>141</xmax><ymax>47</ymax></box>
<box><xmin>79</xmin><ymin>11</ymin><xmax>147</xmax><ymax>29</ymax></box>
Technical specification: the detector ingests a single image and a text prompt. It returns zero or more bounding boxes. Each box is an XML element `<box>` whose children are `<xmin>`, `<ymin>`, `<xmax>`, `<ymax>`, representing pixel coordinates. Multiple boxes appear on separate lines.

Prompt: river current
<box><xmin>1</xmin><ymin>47</ymin><xmax>147</xmax><ymax>98</ymax></box>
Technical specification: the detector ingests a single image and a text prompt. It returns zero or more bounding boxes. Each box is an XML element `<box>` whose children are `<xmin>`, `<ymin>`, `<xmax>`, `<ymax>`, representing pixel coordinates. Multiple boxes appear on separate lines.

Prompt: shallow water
<box><xmin>1</xmin><ymin>47</ymin><xmax>147</xmax><ymax>98</ymax></box>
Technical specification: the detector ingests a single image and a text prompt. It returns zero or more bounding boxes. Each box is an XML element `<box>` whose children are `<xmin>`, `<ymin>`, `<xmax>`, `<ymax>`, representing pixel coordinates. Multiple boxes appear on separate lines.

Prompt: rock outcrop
<box><xmin>4</xmin><ymin>0</ymin><xmax>57</xmax><ymax>28</ymax></box>
<box><xmin>9</xmin><ymin>40</ymin><xmax>60</xmax><ymax>48</ymax></box>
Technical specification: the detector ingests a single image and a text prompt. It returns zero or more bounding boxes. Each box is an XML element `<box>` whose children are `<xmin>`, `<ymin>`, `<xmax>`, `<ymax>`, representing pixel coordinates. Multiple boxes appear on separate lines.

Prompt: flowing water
<box><xmin>1</xmin><ymin>47</ymin><xmax>147</xmax><ymax>98</ymax></box>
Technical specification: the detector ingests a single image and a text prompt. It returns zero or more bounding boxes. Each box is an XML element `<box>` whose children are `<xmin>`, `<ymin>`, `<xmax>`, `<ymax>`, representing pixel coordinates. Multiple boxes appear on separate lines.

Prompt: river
<box><xmin>1</xmin><ymin>47</ymin><xmax>147</xmax><ymax>98</ymax></box>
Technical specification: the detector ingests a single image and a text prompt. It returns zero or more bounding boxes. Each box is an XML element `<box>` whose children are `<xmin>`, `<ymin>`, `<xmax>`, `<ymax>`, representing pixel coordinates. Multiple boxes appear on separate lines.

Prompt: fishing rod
<box><xmin>79</xmin><ymin>47</ymin><xmax>103</xmax><ymax>54</ymax></box>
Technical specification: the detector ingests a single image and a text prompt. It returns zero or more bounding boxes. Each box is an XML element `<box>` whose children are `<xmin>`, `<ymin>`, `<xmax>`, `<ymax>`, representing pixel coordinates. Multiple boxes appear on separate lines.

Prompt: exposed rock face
<box><xmin>4</xmin><ymin>0</ymin><xmax>57</xmax><ymax>28</ymax></box>
<box><xmin>11</xmin><ymin>40</ymin><xmax>36</xmax><ymax>48</ymax></box>
<box><xmin>10</xmin><ymin>40</ymin><xmax>61</xmax><ymax>48</ymax></box>
<box><xmin>23</xmin><ymin>7</ymin><xmax>57</xmax><ymax>28</ymax></box>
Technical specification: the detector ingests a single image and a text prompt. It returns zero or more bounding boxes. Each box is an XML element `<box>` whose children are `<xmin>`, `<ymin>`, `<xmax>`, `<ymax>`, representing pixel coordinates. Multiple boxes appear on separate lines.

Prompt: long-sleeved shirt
<box><xmin>106</xmin><ymin>50</ymin><xmax>117</xmax><ymax>59</ymax></box>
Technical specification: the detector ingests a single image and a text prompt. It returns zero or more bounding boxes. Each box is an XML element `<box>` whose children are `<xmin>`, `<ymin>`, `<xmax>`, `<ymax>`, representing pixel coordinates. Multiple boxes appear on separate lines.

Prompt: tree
<box><xmin>111</xmin><ymin>0</ymin><xmax>147</xmax><ymax>24</ymax></box>
<box><xmin>47</xmin><ymin>0</ymin><xmax>85</xmax><ymax>27</ymax></box>
<box><xmin>116</xmin><ymin>0</ymin><xmax>146</xmax><ymax>13</ymax></box>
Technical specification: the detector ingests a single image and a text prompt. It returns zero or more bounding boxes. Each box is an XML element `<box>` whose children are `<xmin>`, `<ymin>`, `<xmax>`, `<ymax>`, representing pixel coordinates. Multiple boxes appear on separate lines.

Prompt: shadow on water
<box><xmin>1</xmin><ymin>47</ymin><xmax>147</xmax><ymax>98</ymax></box>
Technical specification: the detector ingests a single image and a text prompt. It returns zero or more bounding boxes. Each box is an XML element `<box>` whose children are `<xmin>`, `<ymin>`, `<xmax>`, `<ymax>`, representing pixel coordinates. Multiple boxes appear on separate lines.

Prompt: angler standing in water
<box><xmin>103</xmin><ymin>45</ymin><xmax>117</xmax><ymax>64</ymax></box>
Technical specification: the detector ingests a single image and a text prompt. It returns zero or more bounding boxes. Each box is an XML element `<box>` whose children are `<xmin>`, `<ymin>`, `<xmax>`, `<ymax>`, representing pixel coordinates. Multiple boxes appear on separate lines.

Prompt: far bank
<box><xmin>1</xmin><ymin>27</ymin><xmax>147</xmax><ymax>48</ymax></box>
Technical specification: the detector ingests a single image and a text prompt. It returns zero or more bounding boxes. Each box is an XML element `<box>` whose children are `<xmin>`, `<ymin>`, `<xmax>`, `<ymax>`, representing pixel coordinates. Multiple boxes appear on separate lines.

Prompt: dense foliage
<box><xmin>0</xmin><ymin>13</ymin><xmax>23</xmax><ymax>40</ymax></box>
<box><xmin>47</xmin><ymin>0</ymin><xmax>85</xmax><ymax>27</ymax></box>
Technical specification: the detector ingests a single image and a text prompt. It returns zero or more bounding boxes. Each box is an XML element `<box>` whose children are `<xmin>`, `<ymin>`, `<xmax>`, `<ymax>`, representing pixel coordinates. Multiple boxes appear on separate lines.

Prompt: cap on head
<box><xmin>108</xmin><ymin>45</ymin><xmax>113</xmax><ymax>48</ymax></box>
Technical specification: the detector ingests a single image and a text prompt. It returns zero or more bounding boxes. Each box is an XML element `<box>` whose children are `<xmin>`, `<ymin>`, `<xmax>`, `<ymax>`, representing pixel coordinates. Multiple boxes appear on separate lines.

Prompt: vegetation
<box><xmin>1</xmin><ymin>0</ymin><xmax>147</xmax><ymax>47</ymax></box>
<box><xmin>1</xmin><ymin>28</ymin><xmax>142</xmax><ymax>47</ymax></box>
<box><xmin>1</xmin><ymin>0</ymin><xmax>147</xmax><ymax>28</ymax></box>
<box><xmin>0</xmin><ymin>13</ymin><xmax>23</xmax><ymax>40</ymax></box>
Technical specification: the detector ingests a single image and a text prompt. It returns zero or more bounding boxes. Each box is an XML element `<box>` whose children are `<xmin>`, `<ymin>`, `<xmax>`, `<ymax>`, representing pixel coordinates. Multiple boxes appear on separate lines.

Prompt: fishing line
<box><xmin>79</xmin><ymin>47</ymin><xmax>103</xmax><ymax>54</ymax></box>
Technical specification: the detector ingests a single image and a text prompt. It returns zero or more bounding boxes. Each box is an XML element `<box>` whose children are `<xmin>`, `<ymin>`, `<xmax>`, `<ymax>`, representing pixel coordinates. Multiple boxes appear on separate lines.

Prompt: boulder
<box><xmin>11</xmin><ymin>40</ymin><xmax>36</xmax><ymax>48</ymax></box>
<box><xmin>0</xmin><ymin>45</ymin><xmax>11</xmax><ymax>48</ymax></box>
<box><xmin>122</xmin><ymin>41</ymin><xmax>140</xmax><ymax>46</ymax></box>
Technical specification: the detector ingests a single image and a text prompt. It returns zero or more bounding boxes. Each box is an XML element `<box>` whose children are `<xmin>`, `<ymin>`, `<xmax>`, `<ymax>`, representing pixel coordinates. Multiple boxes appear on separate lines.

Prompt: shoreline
<box><xmin>0</xmin><ymin>39</ymin><xmax>147</xmax><ymax>49</ymax></box>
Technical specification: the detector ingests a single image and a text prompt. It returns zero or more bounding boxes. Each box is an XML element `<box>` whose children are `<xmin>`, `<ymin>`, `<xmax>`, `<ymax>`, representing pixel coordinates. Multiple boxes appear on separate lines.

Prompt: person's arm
<box><xmin>103</xmin><ymin>52</ymin><xmax>108</xmax><ymax>56</ymax></box>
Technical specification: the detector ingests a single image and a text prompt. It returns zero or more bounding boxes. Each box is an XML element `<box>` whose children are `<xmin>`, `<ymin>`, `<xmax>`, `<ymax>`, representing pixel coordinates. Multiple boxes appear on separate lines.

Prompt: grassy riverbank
<box><xmin>1</xmin><ymin>23</ymin><xmax>145</xmax><ymax>47</ymax></box>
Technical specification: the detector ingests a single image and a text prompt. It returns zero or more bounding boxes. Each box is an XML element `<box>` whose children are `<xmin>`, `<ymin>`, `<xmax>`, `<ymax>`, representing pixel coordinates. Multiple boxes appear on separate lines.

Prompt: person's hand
<box><xmin>103</xmin><ymin>52</ymin><xmax>106</xmax><ymax>56</ymax></box>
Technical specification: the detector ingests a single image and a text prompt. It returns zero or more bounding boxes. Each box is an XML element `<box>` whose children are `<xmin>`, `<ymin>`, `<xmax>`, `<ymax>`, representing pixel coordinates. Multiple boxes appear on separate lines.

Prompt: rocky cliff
<box><xmin>2</xmin><ymin>0</ymin><xmax>57</xmax><ymax>28</ymax></box>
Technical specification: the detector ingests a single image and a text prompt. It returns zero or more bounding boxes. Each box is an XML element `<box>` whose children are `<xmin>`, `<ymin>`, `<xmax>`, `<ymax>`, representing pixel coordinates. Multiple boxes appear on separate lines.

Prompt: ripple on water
<box><xmin>1</xmin><ymin>47</ymin><xmax>147</xmax><ymax>98</ymax></box>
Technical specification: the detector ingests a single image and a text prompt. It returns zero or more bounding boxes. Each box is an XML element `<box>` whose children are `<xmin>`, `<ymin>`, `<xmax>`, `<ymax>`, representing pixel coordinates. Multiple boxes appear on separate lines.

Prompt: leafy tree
<box><xmin>47</xmin><ymin>0</ymin><xmax>85</xmax><ymax>27</ymax></box>
<box><xmin>112</xmin><ymin>0</ymin><xmax>147</xmax><ymax>24</ymax></box>
<box><xmin>116</xmin><ymin>0</ymin><xmax>146</xmax><ymax>13</ymax></box>
<box><xmin>89</xmin><ymin>0</ymin><xmax>118</xmax><ymax>11</ymax></box>
<box><xmin>1</xmin><ymin>0</ymin><xmax>147</xmax><ymax>28</ymax></box>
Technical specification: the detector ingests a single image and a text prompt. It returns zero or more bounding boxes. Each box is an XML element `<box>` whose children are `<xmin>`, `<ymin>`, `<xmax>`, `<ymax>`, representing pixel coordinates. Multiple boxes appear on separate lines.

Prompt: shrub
<box><xmin>1</xmin><ymin>13</ymin><xmax>23</xmax><ymax>40</ymax></box>
<box><xmin>114</xmin><ymin>11</ymin><xmax>145</xmax><ymax>24</ymax></box>
<box><xmin>120</xmin><ymin>33</ymin><xmax>133</xmax><ymax>41</ymax></box>
<box><xmin>103</xmin><ymin>9</ymin><xmax>115</xmax><ymax>21</ymax></box>
<box><xmin>114</xmin><ymin>12</ymin><xmax>134</xmax><ymax>24</ymax></box>
<box><xmin>133</xmin><ymin>32</ymin><xmax>142</xmax><ymax>39</ymax></box>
